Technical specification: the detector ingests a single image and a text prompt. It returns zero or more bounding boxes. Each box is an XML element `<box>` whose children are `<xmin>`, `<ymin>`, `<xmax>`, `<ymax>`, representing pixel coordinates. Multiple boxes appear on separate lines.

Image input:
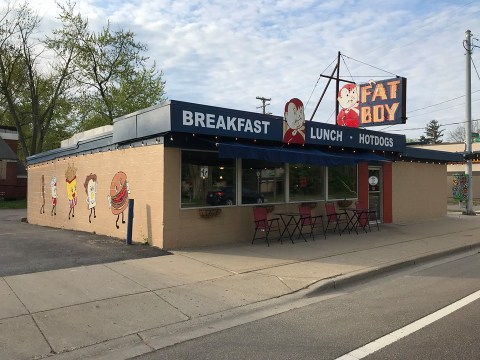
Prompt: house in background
<box><xmin>0</xmin><ymin>126</ymin><xmax>27</xmax><ymax>199</ymax></box>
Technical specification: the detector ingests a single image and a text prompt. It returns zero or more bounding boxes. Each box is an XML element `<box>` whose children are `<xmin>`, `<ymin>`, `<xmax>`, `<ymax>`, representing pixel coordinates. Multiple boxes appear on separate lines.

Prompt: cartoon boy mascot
<box><xmin>283</xmin><ymin>98</ymin><xmax>305</xmax><ymax>145</ymax></box>
<box><xmin>337</xmin><ymin>83</ymin><xmax>360</xmax><ymax>127</ymax></box>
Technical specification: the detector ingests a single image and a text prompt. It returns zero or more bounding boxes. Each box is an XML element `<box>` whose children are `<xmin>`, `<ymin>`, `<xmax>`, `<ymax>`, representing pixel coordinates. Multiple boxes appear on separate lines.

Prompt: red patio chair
<box><xmin>354</xmin><ymin>201</ymin><xmax>379</xmax><ymax>232</ymax></box>
<box><xmin>298</xmin><ymin>205</ymin><xmax>326</xmax><ymax>240</ymax></box>
<box><xmin>252</xmin><ymin>207</ymin><xmax>281</xmax><ymax>246</ymax></box>
<box><xmin>324</xmin><ymin>202</ymin><xmax>353</xmax><ymax>235</ymax></box>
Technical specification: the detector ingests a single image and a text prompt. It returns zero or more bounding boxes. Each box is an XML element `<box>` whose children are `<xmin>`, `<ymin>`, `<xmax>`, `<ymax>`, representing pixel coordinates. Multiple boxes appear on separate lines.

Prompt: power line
<box><xmin>407</xmin><ymin>91</ymin><xmax>480</xmax><ymax>113</ymax></box>
<box><xmin>407</xmin><ymin>97</ymin><xmax>480</xmax><ymax>119</ymax></box>
<box><xmin>378</xmin><ymin>118</ymin><xmax>480</xmax><ymax>133</ymax></box>
<box><xmin>341</xmin><ymin>54</ymin><xmax>398</xmax><ymax>77</ymax></box>
<box><xmin>305</xmin><ymin>56</ymin><xmax>337</xmax><ymax>108</ymax></box>
<box><xmin>472</xmin><ymin>57</ymin><xmax>480</xmax><ymax>81</ymax></box>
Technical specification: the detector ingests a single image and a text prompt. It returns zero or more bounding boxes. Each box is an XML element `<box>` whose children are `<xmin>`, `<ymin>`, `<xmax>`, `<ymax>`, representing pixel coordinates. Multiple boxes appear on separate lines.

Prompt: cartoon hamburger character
<box><xmin>108</xmin><ymin>171</ymin><xmax>130</xmax><ymax>229</ymax></box>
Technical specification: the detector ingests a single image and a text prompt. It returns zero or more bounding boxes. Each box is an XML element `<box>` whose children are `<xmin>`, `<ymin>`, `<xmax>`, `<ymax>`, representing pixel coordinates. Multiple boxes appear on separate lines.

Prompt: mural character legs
<box><xmin>115</xmin><ymin>212</ymin><xmax>125</xmax><ymax>229</ymax></box>
<box><xmin>89</xmin><ymin>208</ymin><xmax>96</xmax><ymax>223</ymax></box>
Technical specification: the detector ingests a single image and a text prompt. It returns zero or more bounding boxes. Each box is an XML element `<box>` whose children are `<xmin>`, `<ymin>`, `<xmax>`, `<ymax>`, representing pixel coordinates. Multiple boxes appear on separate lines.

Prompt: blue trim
<box><xmin>218</xmin><ymin>143</ymin><xmax>388</xmax><ymax>166</ymax></box>
<box><xmin>402</xmin><ymin>147</ymin><xmax>464</xmax><ymax>163</ymax></box>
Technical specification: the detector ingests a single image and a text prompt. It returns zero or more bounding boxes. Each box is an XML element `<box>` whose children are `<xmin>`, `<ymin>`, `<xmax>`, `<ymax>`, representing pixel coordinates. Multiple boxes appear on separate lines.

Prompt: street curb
<box><xmin>306</xmin><ymin>242</ymin><xmax>480</xmax><ymax>296</ymax></box>
<box><xmin>43</xmin><ymin>243</ymin><xmax>480</xmax><ymax>360</ymax></box>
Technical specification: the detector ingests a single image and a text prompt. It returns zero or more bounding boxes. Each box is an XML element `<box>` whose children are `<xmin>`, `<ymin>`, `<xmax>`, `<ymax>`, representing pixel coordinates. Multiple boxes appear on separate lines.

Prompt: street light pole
<box><xmin>465</xmin><ymin>30</ymin><xmax>475</xmax><ymax>215</ymax></box>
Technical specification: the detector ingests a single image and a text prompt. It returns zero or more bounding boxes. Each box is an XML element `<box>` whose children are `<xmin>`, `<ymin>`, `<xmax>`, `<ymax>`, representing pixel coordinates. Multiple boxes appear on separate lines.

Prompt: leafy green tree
<box><xmin>419</xmin><ymin>119</ymin><xmax>444</xmax><ymax>144</ymax></box>
<box><xmin>0</xmin><ymin>1</ymin><xmax>77</xmax><ymax>160</ymax></box>
<box><xmin>59</xmin><ymin>3</ymin><xmax>166</xmax><ymax>131</ymax></box>
<box><xmin>0</xmin><ymin>1</ymin><xmax>167</xmax><ymax>161</ymax></box>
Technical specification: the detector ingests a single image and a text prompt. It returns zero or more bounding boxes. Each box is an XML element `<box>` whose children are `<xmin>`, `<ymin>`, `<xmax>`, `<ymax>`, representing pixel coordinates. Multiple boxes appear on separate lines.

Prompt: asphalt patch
<box><xmin>0</xmin><ymin>210</ymin><xmax>170</xmax><ymax>277</ymax></box>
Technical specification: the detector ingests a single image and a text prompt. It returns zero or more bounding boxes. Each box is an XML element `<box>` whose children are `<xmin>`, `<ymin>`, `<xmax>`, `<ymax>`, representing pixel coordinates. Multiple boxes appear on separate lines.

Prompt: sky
<box><xmin>29</xmin><ymin>0</ymin><xmax>480</xmax><ymax>140</ymax></box>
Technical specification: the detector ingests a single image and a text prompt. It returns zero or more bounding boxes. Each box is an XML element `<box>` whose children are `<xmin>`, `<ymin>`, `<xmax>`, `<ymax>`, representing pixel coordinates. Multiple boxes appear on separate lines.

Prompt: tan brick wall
<box><xmin>27</xmin><ymin>145</ymin><xmax>166</xmax><ymax>247</ymax></box>
<box><xmin>161</xmin><ymin>148</ymin><xmax>303</xmax><ymax>249</ymax></box>
<box><xmin>392</xmin><ymin>162</ymin><xmax>447</xmax><ymax>222</ymax></box>
<box><xmin>30</xmin><ymin>146</ymin><xmax>450</xmax><ymax>248</ymax></box>
<box><xmin>28</xmin><ymin>145</ymin><xmax>294</xmax><ymax>250</ymax></box>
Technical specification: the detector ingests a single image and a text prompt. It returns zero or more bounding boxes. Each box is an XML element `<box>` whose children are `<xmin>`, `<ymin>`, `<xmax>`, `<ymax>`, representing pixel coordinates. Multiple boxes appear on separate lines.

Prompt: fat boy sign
<box><xmin>337</xmin><ymin>77</ymin><xmax>407</xmax><ymax>128</ymax></box>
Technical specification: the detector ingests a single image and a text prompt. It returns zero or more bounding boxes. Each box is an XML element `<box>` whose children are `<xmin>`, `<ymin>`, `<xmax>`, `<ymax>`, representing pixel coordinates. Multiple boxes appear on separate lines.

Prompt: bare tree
<box><xmin>447</xmin><ymin>120</ymin><xmax>480</xmax><ymax>143</ymax></box>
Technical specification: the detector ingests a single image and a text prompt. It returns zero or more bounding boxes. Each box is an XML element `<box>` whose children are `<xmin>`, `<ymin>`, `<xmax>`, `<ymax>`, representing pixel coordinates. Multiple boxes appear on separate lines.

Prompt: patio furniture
<box><xmin>325</xmin><ymin>202</ymin><xmax>355</xmax><ymax>235</ymax></box>
<box><xmin>252</xmin><ymin>207</ymin><xmax>281</xmax><ymax>246</ymax></box>
<box><xmin>354</xmin><ymin>201</ymin><xmax>380</xmax><ymax>232</ymax></box>
<box><xmin>275</xmin><ymin>212</ymin><xmax>303</xmax><ymax>243</ymax></box>
<box><xmin>298</xmin><ymin>205</ymin><xmax>326</xmax><ymax>240</ymax></box>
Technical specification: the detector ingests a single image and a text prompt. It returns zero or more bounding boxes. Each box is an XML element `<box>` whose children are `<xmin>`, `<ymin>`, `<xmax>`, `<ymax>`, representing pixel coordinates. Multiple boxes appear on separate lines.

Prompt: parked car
<box><xmin>206</xmin><ymin>186</ymin><xmax>264</xmax><ymax>206</ymax></box>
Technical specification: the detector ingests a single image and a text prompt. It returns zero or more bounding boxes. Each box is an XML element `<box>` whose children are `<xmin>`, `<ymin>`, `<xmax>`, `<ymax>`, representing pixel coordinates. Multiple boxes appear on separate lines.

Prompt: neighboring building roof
<box><xmin>61</xmin><ymin>125</ymin><xmax>113</xmax><ymax>148</ymax></box>
<box><xmin>0</xmin><ymin>137</ymin><xmax>18</xmax><ymax>161</ymax></box>
<box><xmin>27</xmin><ymin>131</ymin><xmax>114</xmax><ymax>165</ymax></box>
<box><xmin>402</xmin><ymin>145</ymin><xmax>464</xmax><ymax>163</ymax></box>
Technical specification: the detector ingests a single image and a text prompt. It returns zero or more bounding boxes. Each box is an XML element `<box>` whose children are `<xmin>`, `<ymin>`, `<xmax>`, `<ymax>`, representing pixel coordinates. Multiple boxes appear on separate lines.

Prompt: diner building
<box><xmin>26</xmin><ymin>100</ymin><xmax>463</xmax><ymax>249</ymax></box>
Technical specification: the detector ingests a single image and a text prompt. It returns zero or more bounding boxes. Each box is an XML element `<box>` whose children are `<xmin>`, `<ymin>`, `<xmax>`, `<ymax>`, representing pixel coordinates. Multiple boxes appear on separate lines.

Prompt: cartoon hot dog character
<box><xmin>108</xmin><ymin>171</ymin><xmax>130</xmax><ymax>228</ymax></box>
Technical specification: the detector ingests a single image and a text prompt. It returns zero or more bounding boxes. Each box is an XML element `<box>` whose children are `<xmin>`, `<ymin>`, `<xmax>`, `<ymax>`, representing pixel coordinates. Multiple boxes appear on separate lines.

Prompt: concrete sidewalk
<box><xmin>2</xmin><ymin>213</ymin><xmax>480</xmax><ymax>359</ymax></box>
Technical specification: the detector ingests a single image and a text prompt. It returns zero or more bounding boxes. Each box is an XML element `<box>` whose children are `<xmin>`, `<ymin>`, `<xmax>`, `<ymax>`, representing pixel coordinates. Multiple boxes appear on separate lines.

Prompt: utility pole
<box><xmin>256</xmin><ymin>96</ymin><xmax>271</xmax><ymax>114</ymax></box>
<box><xmin>465</xmin><ymin>30</ymin><xmax>475</xmax><ymax>215</ymax></box>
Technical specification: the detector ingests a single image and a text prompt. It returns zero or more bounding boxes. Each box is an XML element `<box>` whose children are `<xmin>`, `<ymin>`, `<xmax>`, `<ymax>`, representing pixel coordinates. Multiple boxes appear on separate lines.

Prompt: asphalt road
<box><xmin>133</xmin><ymin>251</ymin><xmax>480</xmax><ymax>360</ymax></box>
<box><xmin>0</xmin><ymin>209</ymin><xmax>169</xmax><ymax>276</ymax></box>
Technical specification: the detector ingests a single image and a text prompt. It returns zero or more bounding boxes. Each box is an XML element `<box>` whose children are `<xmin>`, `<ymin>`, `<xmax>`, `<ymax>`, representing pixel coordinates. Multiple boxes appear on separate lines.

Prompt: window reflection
<box><xmin>289</xmin><ymin>164</ymin><xmax>325</xmax><ymax>202</ymax></box>
<box><xmin>327</xmin><ymin>165</ymin><xmax>358</xmax><ymax>200</ymax></box>
<box><xmin>242</xmin><ymin>159</ymin><xmax>285</xmax><ymax>204</ymax></box>
<box><xmin>181</xmin><ymin>150</ymin><xmax>235</xmax><ymax>208</ymax></box>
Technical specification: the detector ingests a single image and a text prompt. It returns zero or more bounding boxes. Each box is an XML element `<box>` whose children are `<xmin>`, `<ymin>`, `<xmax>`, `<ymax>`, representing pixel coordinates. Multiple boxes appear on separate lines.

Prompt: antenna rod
<box><xmin>310</xmin><ymin>64</ymin><xmax>338</xmax><ymax>121</ymax></box>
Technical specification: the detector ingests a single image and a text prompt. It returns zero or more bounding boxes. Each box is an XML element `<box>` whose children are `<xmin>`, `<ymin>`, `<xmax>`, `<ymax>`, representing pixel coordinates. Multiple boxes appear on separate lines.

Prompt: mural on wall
<box><xmin>452</xmin><ymin>174</ymin><xmax>469</xmax><ymax>202</ymax></box>
<box><xmin>40</xmin><ymin>175</ymin><xmax>45</xmax><ymax>214</ymax></box>
<box><xmin>108</xmin><ymin>171</ymin><xmax>130</xmax><ymax>229</ymax></box>
<box><xmin>65</xmin><ymin>163</ymin><xmax>78</xmax><ymax>220</ymax></box>
<box><xmin>337</xmin><ymin>83</ymin><xmax>360</xmax><ymax>128</ymax></box>
<box><xmin>283</xmin><ymin>98</ymin><xmax>305</xmax><ymax>145</ymax></box>
<box><xmin>50</xmin><ymin>176</ymin><xmax>57</xmax><ymax>216</ymax></box>
<box><xmin>84</xmin><ymin>173</ymin><xmax>98</xmax><ymax>223</ymax></box>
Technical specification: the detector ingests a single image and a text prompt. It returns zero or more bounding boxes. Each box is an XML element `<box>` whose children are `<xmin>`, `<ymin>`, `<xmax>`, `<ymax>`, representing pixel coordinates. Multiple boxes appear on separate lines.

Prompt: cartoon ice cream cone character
<box><xmin>84</xmin><ymin>173</ymin><xmax>97</xmax><ymax>223</ymax></box>
<box><xmin>108</xmin><ymin>171</ymin><xmax>130</xmax><ymax>229</ymax></box>
<box><xmin>65</xmin><ymin>163</ymin><xmax>77</xmax><ymax>220</ymax></box>
<box><xmin>50</xmin><ymin>176</ymin><xmax>57</xmax><ymax>216</ymax></box>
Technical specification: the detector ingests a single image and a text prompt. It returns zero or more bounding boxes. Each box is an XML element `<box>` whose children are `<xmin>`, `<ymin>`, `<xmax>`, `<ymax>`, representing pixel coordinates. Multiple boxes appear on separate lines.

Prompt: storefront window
<box><xmin>289</xmin><ymin>164</ymin><xmax>325</xmax><ymax>202</ymax></box>
<box><xmin>242</xmin><ymin>159</ymin><xmax>285</xmax><ymax>204</ymax></box>
<box><xmin>327</xmin><ymin>164</ymin><xmax>358</xmax><ymax>200</ymax></box>
<box><xmin>181</xmin><ymin>150</ymin><xmax>235</xmax><ymax>208</ymax></box>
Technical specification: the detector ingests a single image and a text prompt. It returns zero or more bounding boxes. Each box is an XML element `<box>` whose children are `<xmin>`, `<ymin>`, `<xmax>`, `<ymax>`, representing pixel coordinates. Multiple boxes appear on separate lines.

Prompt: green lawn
<box><xmin>0</xmin><ymin>199</ymin><xmax>27</xmax><ymax>209</ymax></box>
